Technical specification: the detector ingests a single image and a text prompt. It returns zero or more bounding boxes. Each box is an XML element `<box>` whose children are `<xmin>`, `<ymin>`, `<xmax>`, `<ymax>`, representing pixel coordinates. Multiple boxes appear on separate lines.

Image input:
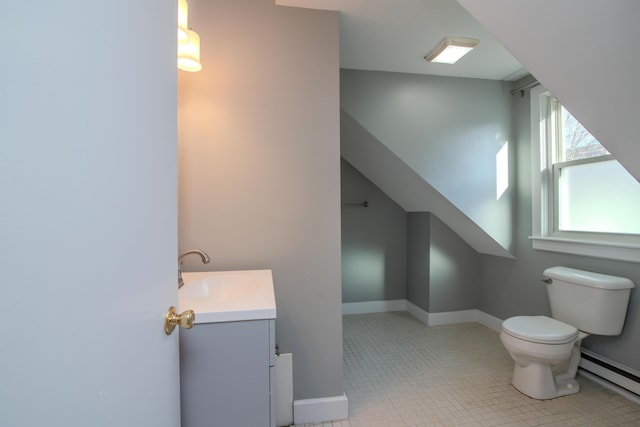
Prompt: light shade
<box><xmin>425</xmin><ymin>37</ymin><xmax>479</xmax><ymax>64</ymax></box>
<box><xmin>178</xmin><ymin>0</ymin><xmax>189</xmax><ymax>45</ymax></box>
<box><xmin>178</xmin><ymin>29</ymin><xmax>202</xmax><ymax>72</ymax></box>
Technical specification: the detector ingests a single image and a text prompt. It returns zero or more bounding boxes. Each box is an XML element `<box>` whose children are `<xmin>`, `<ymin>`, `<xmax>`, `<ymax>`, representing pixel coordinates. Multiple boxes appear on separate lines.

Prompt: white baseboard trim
<box><xmin>293</xmin><ymin>393</ymin><xmax>349</xmax><ymax>425</ymax></box>
<box><xmin>474</xmin><ymin>310</ymin><xmax>503</xmax><ymax>332</ymax></box>
<box><xmin>350</xmin><ymin>300</ymin><xmax>504</xmax><ymax>331</ymax></box>
<box><xmin>342</xmin><ymin>299</ymin><xmax>406</xmax><ymax>315</ymax></box>
<box><xmin>405</xmin><ymin>301</ymin><xmax>429</xmax><ymax>325</ymax></box>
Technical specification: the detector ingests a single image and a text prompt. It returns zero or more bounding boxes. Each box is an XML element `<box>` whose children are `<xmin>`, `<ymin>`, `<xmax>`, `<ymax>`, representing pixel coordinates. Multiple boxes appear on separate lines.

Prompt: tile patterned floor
<box><xmin>295</xmin><ymin>312</ymin><xmax>640</xmax><ymax>426</ymax></box>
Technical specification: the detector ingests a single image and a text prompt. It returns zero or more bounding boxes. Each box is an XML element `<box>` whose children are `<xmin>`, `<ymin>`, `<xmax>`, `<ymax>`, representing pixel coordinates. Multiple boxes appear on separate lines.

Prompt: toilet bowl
<box><xmin>500</xmin><ymin>267</ymin><xmax>634</xmax><ymax>400</ymax></box>
<box><xmin>500</xmin><ymin>316</ymin><xmax>587</xmax><ymax>399</ymax></box>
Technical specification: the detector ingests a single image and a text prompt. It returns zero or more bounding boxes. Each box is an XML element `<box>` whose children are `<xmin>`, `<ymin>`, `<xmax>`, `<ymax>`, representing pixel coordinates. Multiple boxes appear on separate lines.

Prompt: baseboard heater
<box><xmin>579</xmin><ymin>349</ymin><xmax>640</xmax><ymax>398</ymax></box>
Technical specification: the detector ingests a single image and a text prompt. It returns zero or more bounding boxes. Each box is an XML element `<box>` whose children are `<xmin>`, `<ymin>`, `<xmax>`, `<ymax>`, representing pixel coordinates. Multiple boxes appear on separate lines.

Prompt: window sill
<box><xmin>529</xmin><ymin>236</ymin><xmax>640</xmax><ymax>263</ymax></box>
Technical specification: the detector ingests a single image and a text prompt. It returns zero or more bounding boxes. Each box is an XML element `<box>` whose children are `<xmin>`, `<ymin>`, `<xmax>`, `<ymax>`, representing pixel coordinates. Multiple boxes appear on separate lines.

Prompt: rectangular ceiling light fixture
<box><xmin>425</xmin><ymin>37</ymin><xmax>479</xmax><ymax>64</ymax></box>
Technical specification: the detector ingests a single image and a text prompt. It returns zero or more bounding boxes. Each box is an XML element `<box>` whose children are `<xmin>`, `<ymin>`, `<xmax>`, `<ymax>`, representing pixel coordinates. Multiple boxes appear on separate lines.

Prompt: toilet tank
<box><xmin>543</xmin><ymin>266</ymin><xmax>635</xmax><ymax>335</ymax></box>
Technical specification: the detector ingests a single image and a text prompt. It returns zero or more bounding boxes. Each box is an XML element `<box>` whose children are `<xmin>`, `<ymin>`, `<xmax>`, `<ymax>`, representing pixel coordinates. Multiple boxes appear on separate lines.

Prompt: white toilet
<box><xmin>500</xmin><ymin>266</ymin><xmax>635</xmax><ymax>400</ymax></box>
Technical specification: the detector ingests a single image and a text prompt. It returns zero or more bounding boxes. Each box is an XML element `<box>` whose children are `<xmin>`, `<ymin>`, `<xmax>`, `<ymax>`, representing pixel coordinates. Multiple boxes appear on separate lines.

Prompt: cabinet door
<box><xmin>181</xmin><ymin>320</ymin><xmax>270</xmax><ymax>427</ymax></box>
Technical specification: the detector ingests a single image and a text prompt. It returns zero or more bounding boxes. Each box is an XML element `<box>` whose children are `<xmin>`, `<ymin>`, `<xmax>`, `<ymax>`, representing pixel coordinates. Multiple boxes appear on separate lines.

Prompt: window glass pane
<box><xmin>558</xmin><ymin>159</ymin><xmax>640</xmax><ymax>234</ymax></box>
<box><xmin>559</xmin><ymin>106</ymin><xmax>609</xmax><ymax>161</ymax></box>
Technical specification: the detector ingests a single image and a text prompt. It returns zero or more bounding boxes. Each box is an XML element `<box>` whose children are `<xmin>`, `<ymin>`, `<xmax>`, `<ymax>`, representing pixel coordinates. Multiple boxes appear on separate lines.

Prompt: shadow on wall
<box><xmin>341</xmin><ymin>158</ymin><xmax>407</xmax><ymax>303</ymax></box>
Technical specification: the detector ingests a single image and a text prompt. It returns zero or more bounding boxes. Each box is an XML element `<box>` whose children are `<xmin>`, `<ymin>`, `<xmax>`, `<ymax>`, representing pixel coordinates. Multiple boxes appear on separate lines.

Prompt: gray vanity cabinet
<box><xmin>180</xmin><ymin>319</ymin><xmax>276</xmax><ymax>427</ymax></box>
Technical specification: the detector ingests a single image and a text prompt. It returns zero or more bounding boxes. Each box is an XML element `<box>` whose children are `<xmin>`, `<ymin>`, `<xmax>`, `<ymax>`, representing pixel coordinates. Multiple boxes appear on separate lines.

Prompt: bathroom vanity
<box><xmin>179</xmin><ymin>270</ymin><xmax>277</xmax><ymax>427</ymax></box>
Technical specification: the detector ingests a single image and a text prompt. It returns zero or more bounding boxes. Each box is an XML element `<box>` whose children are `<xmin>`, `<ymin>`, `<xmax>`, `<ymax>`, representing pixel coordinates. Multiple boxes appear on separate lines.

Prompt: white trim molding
<box><xmin>530</xmin><ymin>236</ymin><xmax>640</xmax><ymax>263</ymax></box>
<box><xmin>474</xmin><ymin>310</ymin><xmax>504</xmax><ymax>332</ymax></box>
<box><xmin>528</xmin><ymin>85</ymin><xmax>640</xmax><ymax>263</ymax></box>
<box><xmin>406</xmin><ymin>302</ymin><xmax>480</xmax><ymax>327</ymax></box>
<box><xmin>350</xmin><ymin>300</ymin><xmax>503</xmax><ymax>331</ymax></box>
<box><xmin>293</xmin><ymin>394</ymin><xmax>349</xmax><ymax>425</ymax></box>
<box><xmin>405</xmin><ymin>301</ymin><xmax>430</xmax><ymax>325</ymax></box>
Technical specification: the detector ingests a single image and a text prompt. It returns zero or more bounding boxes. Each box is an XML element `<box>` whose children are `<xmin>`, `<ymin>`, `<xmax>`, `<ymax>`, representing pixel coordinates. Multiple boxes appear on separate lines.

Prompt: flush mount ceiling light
<box><xmin>425</xmin><ymin>37</ymin><xmax>479</xmax><ymax>64</ymax></box>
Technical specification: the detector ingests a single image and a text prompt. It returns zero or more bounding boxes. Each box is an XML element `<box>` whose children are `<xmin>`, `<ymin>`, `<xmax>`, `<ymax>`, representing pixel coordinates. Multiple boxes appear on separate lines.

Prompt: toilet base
<box><xmin>555</xmin><ymin>377</ymin><xmax>581</xmax><ymax>398</ymax></box>
<box><xmin>511</xmin><ymin>345</ymin><xmax>582</xmax><ymax>400</ymax></box>
<box><xmin>512</xmin><ymin>362</ymin><xmax>581</xmax><ymax>399</ymax></box>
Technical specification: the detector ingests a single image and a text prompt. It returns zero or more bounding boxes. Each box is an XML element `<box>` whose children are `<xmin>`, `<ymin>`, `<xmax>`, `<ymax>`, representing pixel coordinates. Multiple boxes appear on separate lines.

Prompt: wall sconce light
<box><xmin>177</xmin><ymin>0</ymin><xmax>202</xmax><ymax>72</ymax></box>
<box><xmin>424</xmin><ymin>37</ymin><xmax>479</xmax><ymax>64</ymax></box>
<box><xmin>178</xmin><ymin>0</ymin><xmax>189</xmax><ymax>45</ymax></box>
<box><xmin>178</xmin><ymin>29</ymin><xmax>202</xmax><ymax>72</ymax></box>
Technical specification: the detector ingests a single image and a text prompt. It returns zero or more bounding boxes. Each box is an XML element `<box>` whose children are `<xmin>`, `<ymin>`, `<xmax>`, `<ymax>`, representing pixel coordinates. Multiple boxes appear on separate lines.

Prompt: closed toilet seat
<box><xmin>502</xmin><ymin>316</ymin><xmax>578</xmax><ymax>344</ymax></box>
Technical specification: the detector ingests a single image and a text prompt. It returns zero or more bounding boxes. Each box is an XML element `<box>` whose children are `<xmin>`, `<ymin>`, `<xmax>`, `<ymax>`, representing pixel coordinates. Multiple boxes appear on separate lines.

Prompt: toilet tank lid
<box><xmin>502</xmin><ymin>316</ymin><xmax>578</xmax><ymax>344</ymax></box>
<box><xmin>544</xmin><ymin>266</ymin><xmax>635</xmax><ymax>290</ymax></box>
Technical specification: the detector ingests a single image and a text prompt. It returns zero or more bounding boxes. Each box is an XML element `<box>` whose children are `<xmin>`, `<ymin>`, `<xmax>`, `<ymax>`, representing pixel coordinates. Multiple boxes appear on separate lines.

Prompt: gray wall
<box><xmin>341</xmin><ymin>160</ymin><xmax>481</xmax><ymax>313</ymax></box>
<box><xmin>341</xmin><ymin>159</ymin><xmax>479</xmax><ymax>312</ymax></box>
<box><xmin>341</xmin><ymin>108</ymin><xmax>512</xmax><ymax>258</ymax></box>
<box><xmin>407</xmin><ymin>213</ymin><xmax>430</xmax><ymax>311</ymax></box>
<box><xmin>178</xmin><ymin>0</ymin><xmax>343</xmax><ymax>400</ymax></box>
<box><xmin>479</xmin><ymin>82</ymin><xmax>640</xmax><ymax>372</ymax></box>
<box><xmin>341</xmin><ymin>69</ymin><xmax>515</xmax><ymax>253</ymax></box>
<box><xmin>430</xmin><ymin>214</ymin><xmax>480</xmax><ymax>312</ymax></box>
<box><xmin>406</xmin><ymin>213</ymin><xmax>480</xmax><ymax>313</ymax></box>
<box><xmin>341</xmin><ymin>159</ymin><xmax>407</xmax><ymax>302</ymax></box>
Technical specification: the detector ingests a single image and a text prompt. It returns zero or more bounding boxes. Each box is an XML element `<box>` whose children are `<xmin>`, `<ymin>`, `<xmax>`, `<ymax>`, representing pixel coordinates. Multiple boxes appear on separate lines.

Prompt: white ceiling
<box><xmin>276</xmin><ymin>0</ymin><xmax>527</xmax><ymax>81</ymax></box>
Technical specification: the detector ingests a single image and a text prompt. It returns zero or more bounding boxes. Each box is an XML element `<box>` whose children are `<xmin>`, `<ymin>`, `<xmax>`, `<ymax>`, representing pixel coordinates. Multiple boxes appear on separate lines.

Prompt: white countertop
<box><xmin>179</xmin><ymin>269</ymin><xmax>276</xmax><ymax>324</ymax></box>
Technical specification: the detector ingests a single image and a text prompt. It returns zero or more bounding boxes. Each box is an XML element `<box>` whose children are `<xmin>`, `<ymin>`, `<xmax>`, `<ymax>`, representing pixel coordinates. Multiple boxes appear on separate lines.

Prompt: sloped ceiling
<box><xmin>457</xmin><ymin>0</ymin><xmax>640</xmax><ymax>182</ymax></box>
<box><xmin>341</xmin><ymin>109</ymin><xmax>514</xmax><ymax>259</ymax></box>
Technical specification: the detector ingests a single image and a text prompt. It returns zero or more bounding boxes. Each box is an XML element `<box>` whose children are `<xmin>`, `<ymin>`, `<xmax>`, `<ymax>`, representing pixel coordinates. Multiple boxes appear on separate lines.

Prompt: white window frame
<box><xmin>529</xmin><ymin>85</ymin><xmax>640</xmax><ymax>263</ymax></box>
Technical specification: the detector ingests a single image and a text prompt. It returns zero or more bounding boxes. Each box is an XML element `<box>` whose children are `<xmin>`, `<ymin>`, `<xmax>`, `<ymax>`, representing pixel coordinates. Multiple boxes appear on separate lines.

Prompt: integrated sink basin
<box><xmin>179</xmin><ymin>270</ymin><xmax>276</xmax><ymax>324</ymax></box>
